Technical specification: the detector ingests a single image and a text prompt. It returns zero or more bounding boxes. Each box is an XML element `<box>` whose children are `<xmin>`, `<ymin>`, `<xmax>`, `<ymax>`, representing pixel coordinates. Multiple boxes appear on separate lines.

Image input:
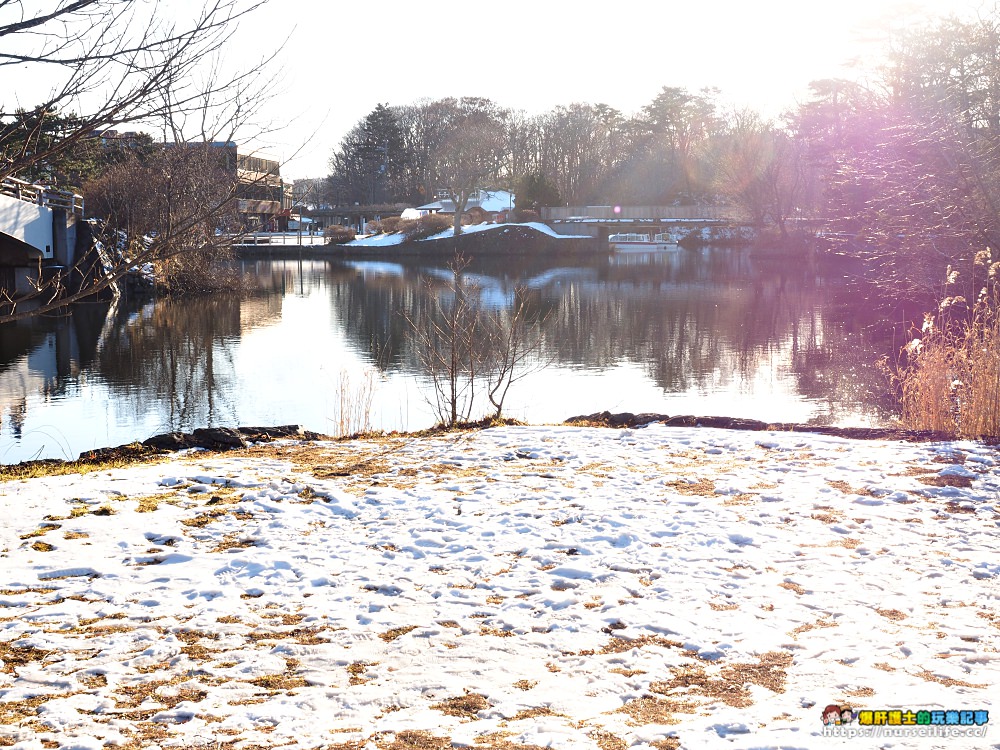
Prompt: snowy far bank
<box><xmin>0</xmin><ymin>424</ymin><xmax>997</xmax><ymax>749</ymax></box>
<box><xmin>347</xmin><ymin>221</ymin><xmax>581</xmax><ymax>248</ymax></box>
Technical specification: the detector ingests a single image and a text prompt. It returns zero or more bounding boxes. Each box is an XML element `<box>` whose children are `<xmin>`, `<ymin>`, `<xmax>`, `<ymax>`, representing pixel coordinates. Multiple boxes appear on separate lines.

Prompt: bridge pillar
<box><xmin>51</xmin><ymin>208</ymin><xmax>77</xmax><ymax>266</ymax></box>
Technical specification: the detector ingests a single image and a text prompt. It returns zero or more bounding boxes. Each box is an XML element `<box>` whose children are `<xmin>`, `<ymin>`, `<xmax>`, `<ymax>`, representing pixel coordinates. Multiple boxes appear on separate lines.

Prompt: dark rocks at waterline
<box><xmin>563</xmin><ymin>411</ymin><xmax>959</xmax><ymax>443</ymax></box>
<box><xmin>2</xmin><ymin>426</ymin><xmax>325</xmax><ymax>469</ymax></box>
<box><xmin>137</xmin><ymin>425</ymin><xmax>322</xmax><ymax>453</ymax></box>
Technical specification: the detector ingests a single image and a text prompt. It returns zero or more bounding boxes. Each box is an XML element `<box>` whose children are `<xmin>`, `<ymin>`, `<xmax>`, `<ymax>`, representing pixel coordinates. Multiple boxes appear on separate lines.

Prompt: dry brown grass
<box><xmin>112</xmin><ymin>679</ymin><xmax>206</xmax><ymax>709</ymax></box>
<box><xmin>248</xmin><ymin>673</ymin><xmax>308</xmax><ymax>690</ymax></box>
<box><xmin>0</xmin><ymin>644</ymin><xmax>47</xmax><ymax>676</ymax></box>
<box><xmin>380</xmin><ymin>625</ymin><xmax>418</xmax><ymax>642</ymax></box>
<box><xmin>346</xmin><ymin>661</ymin><xmax>375</xmax><ymax>685</ymax></box>
<box><xmin>600</xmin><ymin>635</ymin><xmax>683</xmax><ymax>655</ymax></box>
<box><xmin>790</xmin><ymin>618</ymin><xmax>838</xmax><ymax>638</ymax></box>
<box><xmin>618</xmin><ymin>696</ymin><xmax>696</xmax><ymax>724</ymax></box>
<box><xmin>589</xmin><ymin>731</ymin><xmax>628</xmax><ymax>750</ymax></box>
<box><xmin>0</xmin><ymin>447</ymin><xmax>169</xmax><ymax>481</ymax></box>
<box><xmin>875</xmin><ymin>608</ymin><xmax>908</xmax><ymax>621</ymax></box>
<box><xmin>181</xmin><ymin>508</ymin><xmax>228</xmax><ymax>527</ymax></box>
<box><xmin>19</xmin><ymin>522</ymin><xmax>60</xmax><ymax>539</ymax></box>
<box><xmin>210</xmin><ymin>532</ymin><xmax>259</xmax><ymax>553</ymax></box>
<box><xmin>648</xmin><ymin>651</ymin><xmax>791</xmax><ymax>710</ymax></box>
<box><xmin>663</xmin><ymin>477</ymin><xmax>717</xmax><ymax>496</ymax></box>
<box><xmin>915</xmin><ymin>669</ymin><xmax>987</xmax><ymax>688</ymax></box>
<box><xmin>891</xmin><ymin>276</ymin><xmax>1000</xmax><ymax>438</ymax></box>
<box><xmin>0</xmin><ymin>695</ymin><xmax>47</xmax><ymax>725</ymax></box>
<box><xmin>431</xmin><ymin>692</ymin><xmax>490</xmax><ymax>718</ymax></box>
<box><xmin>917</xmin><ymin>474</ymin><xmax>973</xmax><ymax>488</ymax></box>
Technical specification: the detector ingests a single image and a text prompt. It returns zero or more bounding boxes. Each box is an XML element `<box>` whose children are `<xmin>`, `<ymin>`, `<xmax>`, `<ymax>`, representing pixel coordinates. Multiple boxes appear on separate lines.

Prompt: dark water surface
<box><xmin>0</xmin><ymin>248</ymin><xmax>899</xmax><ymax>463</ymax></box>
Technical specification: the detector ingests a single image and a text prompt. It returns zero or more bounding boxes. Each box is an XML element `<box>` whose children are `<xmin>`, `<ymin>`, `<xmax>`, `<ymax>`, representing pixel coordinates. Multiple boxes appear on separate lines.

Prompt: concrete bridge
<box><xmin>0</xmin><ymin>177</ymin><xmax>84</xmax><ymax>293</ymax></box>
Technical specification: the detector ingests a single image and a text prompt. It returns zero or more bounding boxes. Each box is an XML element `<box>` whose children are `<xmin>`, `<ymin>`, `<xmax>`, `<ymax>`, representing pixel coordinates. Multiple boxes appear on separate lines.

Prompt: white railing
<box><xmin>0</xmin><ymin>176</ymin><xmax>84</xmax><ymax>215</ymax></box>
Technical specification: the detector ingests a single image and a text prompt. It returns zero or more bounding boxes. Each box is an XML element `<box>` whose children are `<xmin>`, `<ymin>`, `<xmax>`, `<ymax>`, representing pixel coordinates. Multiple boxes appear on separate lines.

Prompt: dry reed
<box><xmin>331</xmin><ymin>368</ymin><xmax>378</xmax><ymax>437</ymax></box>
<box><xmin>891</xmin><ymin>255</ymin><xmax>1000</xmax><ymax>438</ymax></box>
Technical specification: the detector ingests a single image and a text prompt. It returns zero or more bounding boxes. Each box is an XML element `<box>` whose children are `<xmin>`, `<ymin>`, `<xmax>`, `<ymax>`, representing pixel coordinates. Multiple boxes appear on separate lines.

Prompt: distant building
<box><xmin>416</xmin><ymin>189</ymin><xmax>515</xmax><ymax>222</ymax></box>
<box><xmin>165</xmin><ymin>141</ymin><xmax>291</xmax><ymax>231</ymax></box>
<box><xmin>211</xmin><ymin>143</ymin><xmax>290</xmax><ymax>231</ymax></box>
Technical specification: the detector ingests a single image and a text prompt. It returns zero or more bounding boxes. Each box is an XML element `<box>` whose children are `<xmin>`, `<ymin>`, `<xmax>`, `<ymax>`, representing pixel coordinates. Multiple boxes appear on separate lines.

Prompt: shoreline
<box><xmin>0</xmin><ymin>411</ymin><xmax>981</xmax><ymax>475</ymax></box>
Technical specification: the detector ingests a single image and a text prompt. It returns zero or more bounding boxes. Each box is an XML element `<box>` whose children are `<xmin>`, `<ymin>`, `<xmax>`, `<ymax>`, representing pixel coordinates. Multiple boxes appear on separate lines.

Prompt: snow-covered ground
<box><xmin>1</xmin><ymin>424</ymin><xmax>997</xmax><ymax>749</ymax></box>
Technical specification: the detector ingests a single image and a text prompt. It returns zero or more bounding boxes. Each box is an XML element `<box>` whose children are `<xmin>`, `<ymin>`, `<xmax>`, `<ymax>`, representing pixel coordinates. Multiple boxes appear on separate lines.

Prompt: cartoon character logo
<box><xmin>823</xmin><ymin>704</ymin><xmax>843</xmax><ymax>725</ymax></box>
<box><xmin>841</xmin><ymin>706</ymin><xmax>854</xmax><ymax>724</ymax></box>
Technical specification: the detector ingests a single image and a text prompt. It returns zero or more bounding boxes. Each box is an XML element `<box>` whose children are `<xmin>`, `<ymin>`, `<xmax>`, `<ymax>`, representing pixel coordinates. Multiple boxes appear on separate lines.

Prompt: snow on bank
<box><xmin>347</xmin><ymin>221</ymin><xmax>578</xmax><ymax>247</ymax></box>
<box><xmin>0</xmin><ymin>424</ymin><xmax>998</xmax><ymax>749</ymax></box>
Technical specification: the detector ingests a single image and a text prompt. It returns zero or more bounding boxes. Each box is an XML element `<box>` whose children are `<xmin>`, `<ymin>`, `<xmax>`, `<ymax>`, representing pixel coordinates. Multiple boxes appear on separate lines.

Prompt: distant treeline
<box><xmin>296</xmin><ymin>12</ymin><xmax>998</xmax><ymax>301</ymax></box>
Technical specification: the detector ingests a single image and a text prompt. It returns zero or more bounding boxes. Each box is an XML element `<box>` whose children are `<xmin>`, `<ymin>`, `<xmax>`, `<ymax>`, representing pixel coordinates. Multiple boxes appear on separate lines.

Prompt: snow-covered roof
<box><xmin>417</xmin><ymin>189</ymin><xmax>514</xmax><ymax>214</ymax></box>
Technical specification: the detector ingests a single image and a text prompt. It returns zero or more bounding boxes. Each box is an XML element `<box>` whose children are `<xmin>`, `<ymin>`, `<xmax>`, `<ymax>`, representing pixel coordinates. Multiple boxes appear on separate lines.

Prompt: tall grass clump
<box><xmin>331</xmin><ymin>368</ymin><xmax>379</xmax><ymax>437</ymax></box>
<box><xmin>889</xmin><ymin>250</ymin><xmax>1000</xmax><ymax>438</ymax></box>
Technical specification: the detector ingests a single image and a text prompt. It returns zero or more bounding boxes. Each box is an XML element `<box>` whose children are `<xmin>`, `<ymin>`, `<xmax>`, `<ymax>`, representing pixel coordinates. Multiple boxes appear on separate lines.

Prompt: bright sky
<box><xmin>4</xmin><ymin>0</ymin><xmax>989</xmax><ymax>180</ymax></box>
<box><xmin>255</xmin><ymin>0</ymin><xmax>986</xmax><ymax>179</ymax></box>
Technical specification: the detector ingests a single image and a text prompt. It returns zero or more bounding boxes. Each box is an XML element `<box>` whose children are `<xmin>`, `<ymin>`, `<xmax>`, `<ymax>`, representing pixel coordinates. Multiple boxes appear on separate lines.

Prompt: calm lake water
<box><xmin>0</xmin><ymin>248</ymin><xmax>901</xmax><ymax>464</ymax></box>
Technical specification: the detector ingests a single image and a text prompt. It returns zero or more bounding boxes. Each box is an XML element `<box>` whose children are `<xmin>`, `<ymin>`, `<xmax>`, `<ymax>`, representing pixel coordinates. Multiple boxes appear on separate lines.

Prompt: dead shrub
<box><xmin>401</xmin><ymin>213</ymin><xmax>452</xmax><ymax>242</ymax></box>
<box><xmin>380</xmin><ymin>216</ymin><xmax>403</xmax><ymax>234</ymax></box>
<box><xmin>324</xmin><ymin>225</ymin><xmax>357</xmax><ymax>245</ymax></box>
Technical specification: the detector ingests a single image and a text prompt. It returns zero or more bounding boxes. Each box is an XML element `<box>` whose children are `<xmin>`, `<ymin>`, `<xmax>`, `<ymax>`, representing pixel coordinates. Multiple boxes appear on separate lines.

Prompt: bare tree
<box><xmin>483</xmin><ymin>294</ymin><xmax>549</xmax><ymax>420</ymax></box>
<box><xmin>405</xmin><ymin>255</ymin><xmax>483</xmax><ymax>426</ymax></box>
<box><xmin>84</xmin><ymin>143</ymin><xmax>240</xmax><ymax>293</ymax></box>
<box><xmin>714</xmin><ymin>109</ymin><xmax>808</xmax><ymax>237</ymax></box>
<box><xmin>404</xmin><ymin>255</ymin><xmax>549</xmax><ymax>427</ymax></box>
<box><xmin>418</xmin><ymin>99</ymin><xmax>508</xmax><ymax>237</ymax></box>
<box><xmin>0</xmin><ymin>0</ymin><xmax>272</xmax><ymax>180</ymax></box>
<box><xmin>0</xmin><ymin>0</ymin><xmax>280</xmax><ymax>322</ymax></box>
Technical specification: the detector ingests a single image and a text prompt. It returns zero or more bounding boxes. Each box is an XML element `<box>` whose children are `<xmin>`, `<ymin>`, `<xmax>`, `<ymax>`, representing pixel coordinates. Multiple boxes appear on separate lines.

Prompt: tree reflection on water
<box><xmin>0</xmin><ymin>249</ymin><xmax>897</xmax><ymax>463</ymax></box>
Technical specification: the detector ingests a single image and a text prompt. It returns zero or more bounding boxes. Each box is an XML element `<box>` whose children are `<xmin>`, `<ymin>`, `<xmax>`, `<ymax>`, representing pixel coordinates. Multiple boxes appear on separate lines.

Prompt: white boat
<box><xmin>608</xmin><ymin>232</ymin><xmax>679</xmax><ymax>251</ymax></box>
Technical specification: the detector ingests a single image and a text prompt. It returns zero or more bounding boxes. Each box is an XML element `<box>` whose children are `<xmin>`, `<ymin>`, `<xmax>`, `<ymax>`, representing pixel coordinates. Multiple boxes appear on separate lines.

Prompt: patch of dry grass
<box><xmin>915</xmin><ymin>669</ymin><xmax>987</xmax><ymax>688</ymax></box>
<box><xmin>346</xmin><ymin>661</ymin><xmax>375</xmax><ymax>686</ymax></box>
<box><xmin>647</xmin><ymin>651</ymin><xmax>791</xmax><ymax>711</ymax></box>
<box><xmin>917</xmin><ymin>474</ymin><xmax>973</xmax><ymax>488</ymax></box>
<box><xmin>431</xmin><ymin>692</ymin><xmax>490</xmax><ymax>718</ymax></box>
<box><xmin>210</xmin><ymin>533</ymin><xmax>259</xmax><ymax>553</ymax></box>
<box><xmin>19</xmin><ymin>522</ymin><xmax>60</xmax><ymax>539</ymax></box>
<box><xmin>0</xmin><ymin>446</ymin><xmax>168</xmax><ymax>481</ymax></box>
<box><xmin>875</xmin><ymin>608</ymin><xmax>908</xmax><ymax>621</ymax></box>
<box><xmin>0</xmin><ymin>642</ymin><xmax>49</xmax><ymax>673</ymax></box>
<box><xmin>379</xmin><ymin>625</ymin><xmax>418</xmax><ymax>642</ymax></box>
<box><xmin>248</xmin><ymin>673</ymin><xmax>308</xmax><ymax>690</ymax></box>
<box><xmin>600</xmin><ymin>635</ymin><xmax>683</xmax><ymax>655</ymax></box>
<box><xmin>181</xmin><ymin>508</ymin><xmax>228</xmax><ymax>527</ymax></box>
<box><xmin>663</xmin><ymin>477</ymin><xmax>717</xmax><ymax>496</ymax></box>
<box><xmin>618</xmin><ymin>696</ymin><xmax>696</xmax><ymax>724</ymax></box>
